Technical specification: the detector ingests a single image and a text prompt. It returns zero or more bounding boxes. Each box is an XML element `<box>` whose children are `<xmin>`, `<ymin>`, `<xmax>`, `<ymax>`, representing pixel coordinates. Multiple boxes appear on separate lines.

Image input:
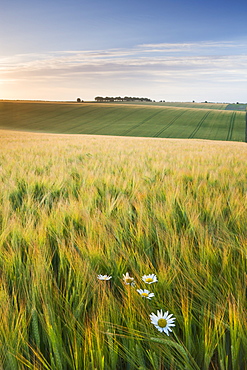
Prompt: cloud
<box><xmin>138</xmin><ymin>40</ymin><xmax>247</xmax><ymax>51</ymax></box>
<box><xmin>1</xmin><ymin>41</ymin><xmax>247</xmax><ymax>101</ymax></box>
<box><xmin>4</xmin><ymin>55</ymin><xmax>247</xmax><ymax>82</ymax></box>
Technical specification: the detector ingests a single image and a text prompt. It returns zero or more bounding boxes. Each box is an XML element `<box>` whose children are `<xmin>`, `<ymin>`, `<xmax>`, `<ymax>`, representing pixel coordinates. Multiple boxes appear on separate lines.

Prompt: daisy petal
<box><xmin>150</xmin><ymin>310</ymin><xmax>176</xmax><ymax>336</ymax></box>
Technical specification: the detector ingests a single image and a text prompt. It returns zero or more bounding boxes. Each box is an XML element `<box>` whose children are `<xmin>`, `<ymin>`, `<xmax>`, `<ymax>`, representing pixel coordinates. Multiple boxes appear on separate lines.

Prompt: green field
<box><xmin>92</xmin><ymin>101</ymin><xmax>247</xmax><ymax>111</ymax></box>
<box><xmin>152</xmin><ymin>102</ymin><xmax>228</xmax><ymax>109</ymax></box>
<box><xmin>96</xmin><ymin>101</ymin><xmax>229</xmax><ymax>109</ymax></box>
<box><xmin>0</xmin><ymin>101</ymin><xmax>245</xmax><ymax>141</ymax></box>
<box><xmin>0</xmin><ymin>130</ymin><xmax>247</xmax><ymax>369</ymax></box>
<box><xmin>159</xmin><ymin>102</ymin><xmax>247</xmax><ymax>110</ymax></box>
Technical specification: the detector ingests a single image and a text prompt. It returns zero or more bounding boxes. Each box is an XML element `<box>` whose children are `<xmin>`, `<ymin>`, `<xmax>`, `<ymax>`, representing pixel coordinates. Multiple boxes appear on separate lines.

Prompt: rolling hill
<box><xmin>0</xmin><ymin>100</ymin><xmax>245</xmax><ymax>141</ymax></box>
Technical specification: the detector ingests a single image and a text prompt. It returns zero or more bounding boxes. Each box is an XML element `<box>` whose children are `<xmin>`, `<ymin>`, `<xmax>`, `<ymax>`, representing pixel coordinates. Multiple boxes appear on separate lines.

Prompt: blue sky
<box><xmin>1</xmin><ymin>0</ymin><xmax>247</xmax><ymax>102</ymax></box>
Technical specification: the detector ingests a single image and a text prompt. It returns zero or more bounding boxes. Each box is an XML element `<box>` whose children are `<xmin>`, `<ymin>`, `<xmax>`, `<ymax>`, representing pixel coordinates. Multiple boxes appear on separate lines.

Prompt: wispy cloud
<box><xmin>1</xmin><ymin>41</ymin><xmax>247</xmax><ymax>101</ymax></box>
<box><xmin>138</xmin><ymin>41</ymin><xmax>247</xmax><ymax>52</ymax></box>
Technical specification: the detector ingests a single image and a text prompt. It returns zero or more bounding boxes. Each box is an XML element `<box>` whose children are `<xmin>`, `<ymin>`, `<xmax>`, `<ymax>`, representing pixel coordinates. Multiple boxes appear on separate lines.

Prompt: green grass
<box><xmin>0</xmin><ymin>130</ymin><xmax>247</xmax><ymax>369</ymax></box>
<box><xmin>0</xmin><ymin>101</ymin><xmax>245</xmax><ymax>141</ymax></box>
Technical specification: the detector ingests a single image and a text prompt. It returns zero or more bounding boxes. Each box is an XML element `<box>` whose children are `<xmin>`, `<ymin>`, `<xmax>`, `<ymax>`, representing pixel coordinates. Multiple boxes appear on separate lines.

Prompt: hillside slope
<box><xmin>0</xmin><ymin>101</ymin><xmax>245</xmax><ymax>141</ymax></box>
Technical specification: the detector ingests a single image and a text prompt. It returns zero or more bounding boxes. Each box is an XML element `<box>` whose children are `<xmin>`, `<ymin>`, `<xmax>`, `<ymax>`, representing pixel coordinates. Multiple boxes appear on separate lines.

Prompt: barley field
<box><xmin>0</xmin><ymin>101</ymin><xmax>245</xmax><ymax>142</ymax></box>
<box><xmin>0</xmin><ymin>130</ymin><xmax>247</xmax><ymax>369</ymax></box>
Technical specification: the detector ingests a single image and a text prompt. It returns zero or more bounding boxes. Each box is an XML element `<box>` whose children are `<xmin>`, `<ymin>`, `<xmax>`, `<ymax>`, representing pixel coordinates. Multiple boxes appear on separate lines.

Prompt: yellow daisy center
<box><xmin>141</xmin><ymin>292</ymin><xmax>149</xmax><ymax>297</ymax></box>
<box><xmin>145</xmin><ymin>278</ymin><xmax>154</xmax><ymax>282</ymax></box>
<box><xmin>125</xmin><ymin>278</ymin><xmax>133</xmax><ymax>283</ymax></box>
<box><xmin>157</xmin><ymin>318</ymin><xmax>167</xmax><ymax>328</ymax></box>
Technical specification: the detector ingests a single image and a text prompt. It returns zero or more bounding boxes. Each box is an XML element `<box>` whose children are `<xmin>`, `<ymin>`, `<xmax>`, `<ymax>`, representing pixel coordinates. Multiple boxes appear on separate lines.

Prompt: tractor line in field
<box><xmin>188</xmin><ymin>111</ymin><xmax>211</xmax><ymax>138</ymax></box>
<box><xmin>85</xmin><ymin>107</ymin><xmax>145</xmax><ymax>135</ymax></box>
<box><xmin>152</xmin><ymin>110</ymin><xmax>187</xmax><ymax>137</ymax></box>
<box><xmin>121</xmin><ymin>109</ymin><xmax>164</xmax><ymax>135</ymax></box>
<box><xmin>5</xmin><ymin>102</ymin><xmax>86</xmax><ymax>125</ymax></box>
<box><xmin>226</xmin><ymin>112</ymin><xmax>236</xmax><ymax>141</ymax></box>
<box><xmin>62</xmin><ymin>106</ymin><xmax>127</xmax><ymax>133</ymax></box>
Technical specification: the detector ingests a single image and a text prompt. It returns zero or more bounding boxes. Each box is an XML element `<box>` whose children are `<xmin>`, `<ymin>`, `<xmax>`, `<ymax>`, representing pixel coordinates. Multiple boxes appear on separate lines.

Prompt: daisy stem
<box><xmin>127</xmin><ymin>285</ymin><xmax>131</xmax><ymax>310</ymax></box>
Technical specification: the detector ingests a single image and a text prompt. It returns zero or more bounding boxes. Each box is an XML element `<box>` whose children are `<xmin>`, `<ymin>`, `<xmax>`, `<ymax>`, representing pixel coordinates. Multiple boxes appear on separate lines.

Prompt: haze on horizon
<box><xmin>1</xmin><ymin>0</ymin><xmax>247</xmax><ymax>103</ymax></box>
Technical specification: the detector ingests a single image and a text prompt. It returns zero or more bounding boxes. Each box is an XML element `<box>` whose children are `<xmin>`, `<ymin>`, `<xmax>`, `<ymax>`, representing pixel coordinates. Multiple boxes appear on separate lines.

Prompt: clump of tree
<box><xmin>95</xmin><ymin>96</ymin><xmax>152</xmax><ymax>102</ymax></box>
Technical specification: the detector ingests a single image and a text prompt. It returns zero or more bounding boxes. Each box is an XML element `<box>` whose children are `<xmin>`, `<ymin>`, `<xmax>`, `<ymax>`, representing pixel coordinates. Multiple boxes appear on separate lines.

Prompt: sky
<box><xmin>1</xmin><ymin>0</ymin><xmax>247</xmax><ymax>103</ymax></box>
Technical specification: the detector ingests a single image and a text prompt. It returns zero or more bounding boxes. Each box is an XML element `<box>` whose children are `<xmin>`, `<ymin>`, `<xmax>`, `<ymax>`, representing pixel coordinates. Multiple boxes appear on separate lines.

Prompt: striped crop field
<box><xmin>0</xmin><ymin>130</ymin><xmax>246</xmax><ymax>369</ymax></box>
<box><xmin>0</xmin><ymin>100</ymin><xmax>245</xmax><ymax>141</ymax></box>
<box><xmin>156</xmin><ymin>102</ymin><xmax>228</xmax><ymax>110</ymax></box>
<box><xmin>103</xmin><ymin>101</ymin><xmax>229</xmax><ymax>109</ymax></box>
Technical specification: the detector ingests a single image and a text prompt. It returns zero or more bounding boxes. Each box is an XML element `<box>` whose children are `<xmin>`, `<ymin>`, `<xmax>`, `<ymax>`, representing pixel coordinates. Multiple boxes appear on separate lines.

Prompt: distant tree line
<box><xmin>95</xmin><ymin>96</ymin><xmax>152</xmax><ymax>102</ymax></box>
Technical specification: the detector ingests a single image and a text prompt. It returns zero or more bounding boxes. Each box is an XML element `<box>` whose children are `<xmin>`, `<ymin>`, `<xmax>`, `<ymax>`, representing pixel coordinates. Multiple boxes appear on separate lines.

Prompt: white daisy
<box><xmin>150</xmin><ymin>310</ymin><xmax>176</xmax><ymax>335</ymax></box>
<box><xmin>142</xmin><ymin>274</ymin><xmax>158</xmax><ymax>284</ymax></box>
<box><xmin>136</xmin><ymin>289</ymin><xmax>154</xmax><ymax>299</ymax></box>
<box><xmin>97</xmin><ymin>274</ymin><xmax>112</xmax><ymax>280</ymax></box>
<box><xmin>123</xmin><ymin>272</ymin><xmax>135</xmax><ymax>286</ymax></box>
